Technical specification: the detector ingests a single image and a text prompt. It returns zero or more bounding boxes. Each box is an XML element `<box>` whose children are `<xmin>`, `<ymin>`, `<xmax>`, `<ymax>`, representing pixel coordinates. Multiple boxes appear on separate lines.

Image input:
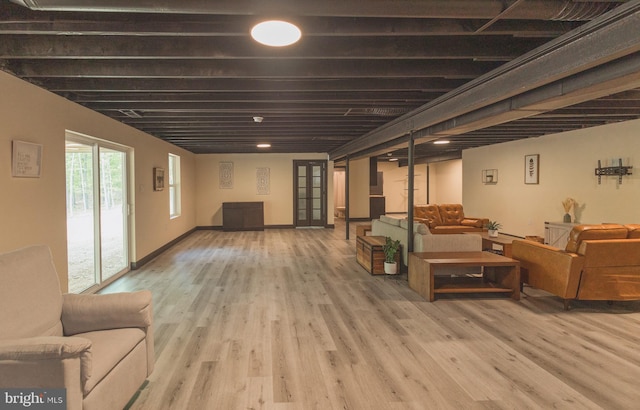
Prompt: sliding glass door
<box><xmin>65</xmin><ymin>134</ymin><xmax>129</xmax><ymax>293</ymax></box>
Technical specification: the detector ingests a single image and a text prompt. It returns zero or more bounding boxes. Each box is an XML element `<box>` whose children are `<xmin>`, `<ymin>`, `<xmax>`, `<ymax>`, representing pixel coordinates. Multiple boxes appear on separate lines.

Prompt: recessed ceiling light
<box><xmin>257</xmin><ymin>143</ymin><xmax>271</xmax><ymax>148</ymax></box>
<box><xmin>251</xmin><ymin>20</ymin><xmax>301</xmax><ymax>47</ymax></box>
<box><xmin>433</xmin><ymin>140</ymin><xmax>450</xmax><ymax>145</ymax></box>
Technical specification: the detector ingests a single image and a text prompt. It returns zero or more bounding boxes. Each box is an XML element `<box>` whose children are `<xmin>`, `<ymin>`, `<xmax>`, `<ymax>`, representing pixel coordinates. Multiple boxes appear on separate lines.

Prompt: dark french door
<box><xmin>294</xmin><ymin>160</ymin><xmax>327</xmax><ymax>227</ymax></box>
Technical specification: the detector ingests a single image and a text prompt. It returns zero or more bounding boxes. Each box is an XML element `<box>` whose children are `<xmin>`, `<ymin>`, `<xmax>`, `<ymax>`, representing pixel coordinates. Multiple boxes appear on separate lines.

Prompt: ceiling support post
<box><xmin>345</xmin><ymin>156</ymin><xmax>350</xmax><ymax>240</ymax></box>
<box><xmin>407</xmin><ymin>132</ymin><xmax>415</xmax><ymax>256</ymax></box>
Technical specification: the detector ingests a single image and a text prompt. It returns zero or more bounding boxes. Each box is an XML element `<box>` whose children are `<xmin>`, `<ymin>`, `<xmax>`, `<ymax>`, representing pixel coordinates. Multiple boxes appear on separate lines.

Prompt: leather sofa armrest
<box><xmin>461</xmin><ymin>218</ymin><xmax>488</xmax><ymax>228</ymax></box>
<box><xmin>512</xmin><ymin>240</ymin><xmax>584</xmax><ymax>299</ymax></box>
<box><xmin>0</xmin><ymin>336</ymin><xmax>92</xmax><ymax>388</ymax></box>
<box><xmin>62</xmin><ymin>290</ymin><xmax>153</xmax><ymax>336</ymax></box>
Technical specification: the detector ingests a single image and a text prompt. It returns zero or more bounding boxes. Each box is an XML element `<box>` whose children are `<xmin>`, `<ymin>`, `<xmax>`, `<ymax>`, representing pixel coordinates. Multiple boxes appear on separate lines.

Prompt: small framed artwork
<box><xmin>153</xmin><ymin>167</ymin><xmax>165</xmax><ymax>191</ymax></box>
<box><xmin>256</xmin><ymin>167</ymin><xmax>270</xmax><ymax>195</ymax></box>
<box><xmin>219</xmin><ymin>161</ymin><xmax>234</xmax><ymax>189</ymax></box>
<box><xmin>524</xmin><ymin>154</ymin><xmax>539</xmax><ymax>184</ymax></box>
<box><xmin>482</xmin><ymin>169</ymin><xmax>498</xmax><ymax>184</ymax></box>
<box><xmin>12</xmin><ymin>140</ymin><xmax>43</xmax><ymax>178</ymax></box>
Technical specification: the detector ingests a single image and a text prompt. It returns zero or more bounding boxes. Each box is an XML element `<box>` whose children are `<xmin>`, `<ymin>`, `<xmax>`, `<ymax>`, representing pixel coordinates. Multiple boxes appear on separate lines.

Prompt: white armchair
<box><xmin>0</xmin><ymin>245</ymin><xmax>154</xmax><ymax>410</ymax></box>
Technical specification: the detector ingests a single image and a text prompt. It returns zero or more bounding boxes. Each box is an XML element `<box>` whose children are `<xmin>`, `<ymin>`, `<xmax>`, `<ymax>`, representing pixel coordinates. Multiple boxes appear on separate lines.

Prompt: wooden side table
<box><xmin>466</xmin><ymin>232</ymin><xmax>518</xmax><ymax>258</ymax></box>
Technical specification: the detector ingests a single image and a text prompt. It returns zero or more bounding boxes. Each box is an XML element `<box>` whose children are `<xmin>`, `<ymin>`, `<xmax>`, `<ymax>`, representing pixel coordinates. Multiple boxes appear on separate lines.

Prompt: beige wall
<box><xmin>0</xmin><ymin>71</ymin><xmax>196</xmax><ymax>291</ymax></box>
<box><xmin>428</xmin><ymin>160</ymin><xmax>463</xmax><ymax>204</ymax></box>
<box><xmin>378</xmin><ymin>161</ymin><xmax>428</xmax><ymax>213</ymax></box>
<box><xmin>463</xmin><ymin>118</ymin><xmax>640</xmax><ymax>237</ymax></box>
<box><xmin>347</xmin><ymin>157</ymin><xmax>370</xmax><ymax>218</ymax></box>
<box><xmin>195</xmin><ymin>153</ymin><xmax>334</xmax><ymax>227</ymax></box>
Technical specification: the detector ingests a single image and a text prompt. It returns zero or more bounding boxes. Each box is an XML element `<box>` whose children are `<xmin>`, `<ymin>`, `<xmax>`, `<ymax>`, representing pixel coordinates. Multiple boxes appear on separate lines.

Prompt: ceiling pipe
<box><xmin>8</xmin><ymin>0</ymin><xmax>618</xmax><ymax>20</ymax></box>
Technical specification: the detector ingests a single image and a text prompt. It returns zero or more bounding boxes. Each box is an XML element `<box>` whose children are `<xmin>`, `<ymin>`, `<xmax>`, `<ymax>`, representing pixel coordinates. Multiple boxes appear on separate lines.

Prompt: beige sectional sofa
<box><xmin>371</xmin><ymin>215</ymin><xmax>481</xmax><ymax>268</ymax></box>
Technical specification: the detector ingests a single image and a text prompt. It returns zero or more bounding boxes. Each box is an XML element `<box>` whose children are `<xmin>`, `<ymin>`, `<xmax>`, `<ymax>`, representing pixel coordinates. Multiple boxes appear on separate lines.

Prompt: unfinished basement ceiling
<box><xmin>1</xmin><ymin>0</ymin><xmax>639</xmax><ymax>163</ymax></box>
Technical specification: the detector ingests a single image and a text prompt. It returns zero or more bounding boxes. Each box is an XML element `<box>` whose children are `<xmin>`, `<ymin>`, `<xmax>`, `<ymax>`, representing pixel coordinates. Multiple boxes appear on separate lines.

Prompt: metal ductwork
<box><xmin>552</xmin><ymin>1</ymin><xmax>613</xmax><ymax>21</ymax></box>
<box><xmin>8</xmin><ymin>0</ymin><xmax>617</xmax><ymax>21</ymax></box>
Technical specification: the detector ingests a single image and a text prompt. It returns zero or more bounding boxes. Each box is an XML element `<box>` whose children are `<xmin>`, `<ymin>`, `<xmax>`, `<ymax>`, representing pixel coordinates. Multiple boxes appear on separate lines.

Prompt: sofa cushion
<box><xmin>379</xmin><ymin>215</ymin><xmax>401</xmax><ymax>226</ymax></box>
<box><xmin>0</xmin><ymin>245</ymin><xmax>63</xmax><ymax>340</ymax></box>
<box><xmin>565</xmin><ymin>224</ymin><xmax>629</xmax><ymax>253</ymax></box>
<box><xmin>79</xmin><ymin>328</ymin><xmax>146</xmax><ymax>395</ymax></box>
<box><xmin>438</xmin><ymin>204</ymin><xmax>465</xmax><ymax>226</ymax></box>
<box><xmin>414</xmin><ymin>205</ymin><xmax>442</xmax><ymax>227</ymax></box>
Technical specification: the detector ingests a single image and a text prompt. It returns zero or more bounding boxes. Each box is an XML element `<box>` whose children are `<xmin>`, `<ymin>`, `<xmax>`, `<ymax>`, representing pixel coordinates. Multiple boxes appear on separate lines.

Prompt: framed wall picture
<box><xmin>219</xmin><ymin>161</ymin><xmax>234</xmax><ymax>189</ymax></box>
<box><xmin>12</xmin><ymin>140</ymin><xmax>42</xmax><ymax>178</ymax></box>
<box><xmin>524</xmin><ymin>154</ymin><xmax>539</xmax><ymax>184</ymax></box>
<box><xmin>482</xmin><ymin>169</ymin><xmax>498</xmax><ymax>184</ymax></box>
<box><xmin>153</xmin><ymin>167</ymin><xmax>165</xmax><ymax>191</ymax></box>
<box><xmin>256</xmin><ymin>167</ymin><xmax>270</xmax><ymax>195</ymax></box>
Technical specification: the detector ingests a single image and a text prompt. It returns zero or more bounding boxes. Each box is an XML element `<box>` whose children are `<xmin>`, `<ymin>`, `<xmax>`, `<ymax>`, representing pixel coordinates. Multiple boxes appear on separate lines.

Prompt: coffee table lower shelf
<box><xmin>433</xmin><ymin>276</ymin><xmax>516</xmax><ymax>296</ymax></box>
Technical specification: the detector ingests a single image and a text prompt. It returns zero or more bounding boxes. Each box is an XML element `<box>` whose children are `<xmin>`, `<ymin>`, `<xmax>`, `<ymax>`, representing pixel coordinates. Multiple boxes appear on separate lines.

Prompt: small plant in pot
<box><xmin>485</xmin><ymin>220</ymin><xmax>502</xmax><ymax>237</ymax></box>
<box><xmin>382</xmin><ymin>237</ymin><xmax>401</xmax><ymax>274</ymax></box>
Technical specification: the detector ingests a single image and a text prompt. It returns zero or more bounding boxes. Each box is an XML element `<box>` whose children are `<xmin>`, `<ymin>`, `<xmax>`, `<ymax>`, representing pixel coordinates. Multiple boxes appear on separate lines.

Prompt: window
<box><xmin>168</xmin><ymin>153</ymin><xmax>181</xmax><ymax>218</ymax></box>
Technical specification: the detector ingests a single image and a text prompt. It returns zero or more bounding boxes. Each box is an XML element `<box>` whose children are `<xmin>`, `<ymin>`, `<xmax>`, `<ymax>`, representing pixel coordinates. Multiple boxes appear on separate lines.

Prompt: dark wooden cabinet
<box><xmin>222</xmin><ymin>202</ymin><xmax>264</xmax><ymax>231</ymax></box>
<box><xmin>369</xmin><ymin>196</ymin><xmax>385</xmax><ymax>220</ymax></box>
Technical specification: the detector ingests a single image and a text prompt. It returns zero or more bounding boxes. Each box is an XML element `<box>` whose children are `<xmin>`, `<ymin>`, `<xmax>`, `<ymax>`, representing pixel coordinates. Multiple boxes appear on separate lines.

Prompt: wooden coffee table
<box><xmin>408</xmin><ymin>251</ymin><xmax>520</xmax><ymax>302</ymax></box>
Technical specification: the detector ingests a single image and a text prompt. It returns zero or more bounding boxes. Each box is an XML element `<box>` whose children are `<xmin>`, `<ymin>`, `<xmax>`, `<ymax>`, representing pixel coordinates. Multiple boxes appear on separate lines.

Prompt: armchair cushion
<box><xmin>62</xmin><ymin>291</ymin><xmax>153</xmax><ymax>336</ymax></box>
<box><xmin>565</xmin><ymin>224</ymin><xmax>628</xmax><ymax>253</ymax></box>
<box><xmin>0</xmin><ymin>245</ymin><xmax>63</xmax><ymax>339</ymax></box>
<box><xmin>79</xmin><ymin>328</ymin><xmax>146</xmax><ymax>394</ymax></box>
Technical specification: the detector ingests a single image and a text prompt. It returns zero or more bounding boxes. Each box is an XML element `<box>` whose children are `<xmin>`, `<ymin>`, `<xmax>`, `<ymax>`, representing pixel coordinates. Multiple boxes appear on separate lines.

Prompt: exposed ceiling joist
<box><xmin>1</xmin><ymin>0</ymin><xmax>637</xmax><ymax>162</ymax></box>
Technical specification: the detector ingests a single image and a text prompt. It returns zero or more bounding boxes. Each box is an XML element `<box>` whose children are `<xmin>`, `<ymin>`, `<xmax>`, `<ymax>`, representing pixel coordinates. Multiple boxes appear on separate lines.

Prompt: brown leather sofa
<box><xmin>512</xmin><ymin>224</ymin><xmax>640</xmax><ymax>309</ymax></box>
<box><xmin>413</xmin><ymin>204</ymin><xmax>488</xmax><ymax>234</ymax></box>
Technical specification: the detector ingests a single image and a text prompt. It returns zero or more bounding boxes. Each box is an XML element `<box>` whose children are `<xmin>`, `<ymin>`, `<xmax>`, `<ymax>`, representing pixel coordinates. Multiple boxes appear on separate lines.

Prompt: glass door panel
<box><xmin>66</xmin><ymin>141</ymin><xmax>98</xmax><ymax>293</ymax></box>
<box><xmin>99</xmin><ymin>148</ymin><xmax>128</xmax><ymax>280</ymax></box>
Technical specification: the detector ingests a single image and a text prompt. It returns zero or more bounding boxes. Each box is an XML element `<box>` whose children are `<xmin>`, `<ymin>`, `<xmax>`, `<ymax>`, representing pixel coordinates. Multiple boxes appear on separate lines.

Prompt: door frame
<box><xmin>293</xmin><ymin>160</ymin><xmax>328</xmax><ymax>227</ymax></box>
<box><xmin>65</xmin><ymin>130</ymin><xmax>133</xmax><ymax>293</ymax></box>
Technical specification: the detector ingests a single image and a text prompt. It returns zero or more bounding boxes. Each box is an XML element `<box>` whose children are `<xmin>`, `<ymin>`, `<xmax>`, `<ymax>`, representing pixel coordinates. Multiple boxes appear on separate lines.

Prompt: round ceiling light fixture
<box><xmin>251</xmin><ymin>20</ymin><xmax>301</xmax><ymax>47</ymax></box>
<box><xmin>433</xmin><ymin>139</ymin><xmax>451</xmax><ymax>145</ymax></box>
<box><xmin>257</xmin><ymin>143</ymin><xmax>271</xmax><ymax>148</ymax></box>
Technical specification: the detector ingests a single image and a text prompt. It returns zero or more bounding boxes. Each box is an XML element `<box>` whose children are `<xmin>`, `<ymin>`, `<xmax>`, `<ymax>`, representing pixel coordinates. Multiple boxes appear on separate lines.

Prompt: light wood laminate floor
<box><xmin>103</xmin><ymin>222</ymin><xmax>640</xmax><ymax>410</ymax></box>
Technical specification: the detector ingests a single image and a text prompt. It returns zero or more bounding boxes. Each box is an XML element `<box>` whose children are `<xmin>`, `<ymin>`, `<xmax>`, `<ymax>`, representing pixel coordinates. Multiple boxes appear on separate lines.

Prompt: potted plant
<box><xmin>382</xmin><ymin>236</ymin><xmax>401</xmax><ymax>274</ymax></box>
<box><xmin>485</xmin><ymin>220</ymin><xmax>502</xmax><ymax>237</ymax></box>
